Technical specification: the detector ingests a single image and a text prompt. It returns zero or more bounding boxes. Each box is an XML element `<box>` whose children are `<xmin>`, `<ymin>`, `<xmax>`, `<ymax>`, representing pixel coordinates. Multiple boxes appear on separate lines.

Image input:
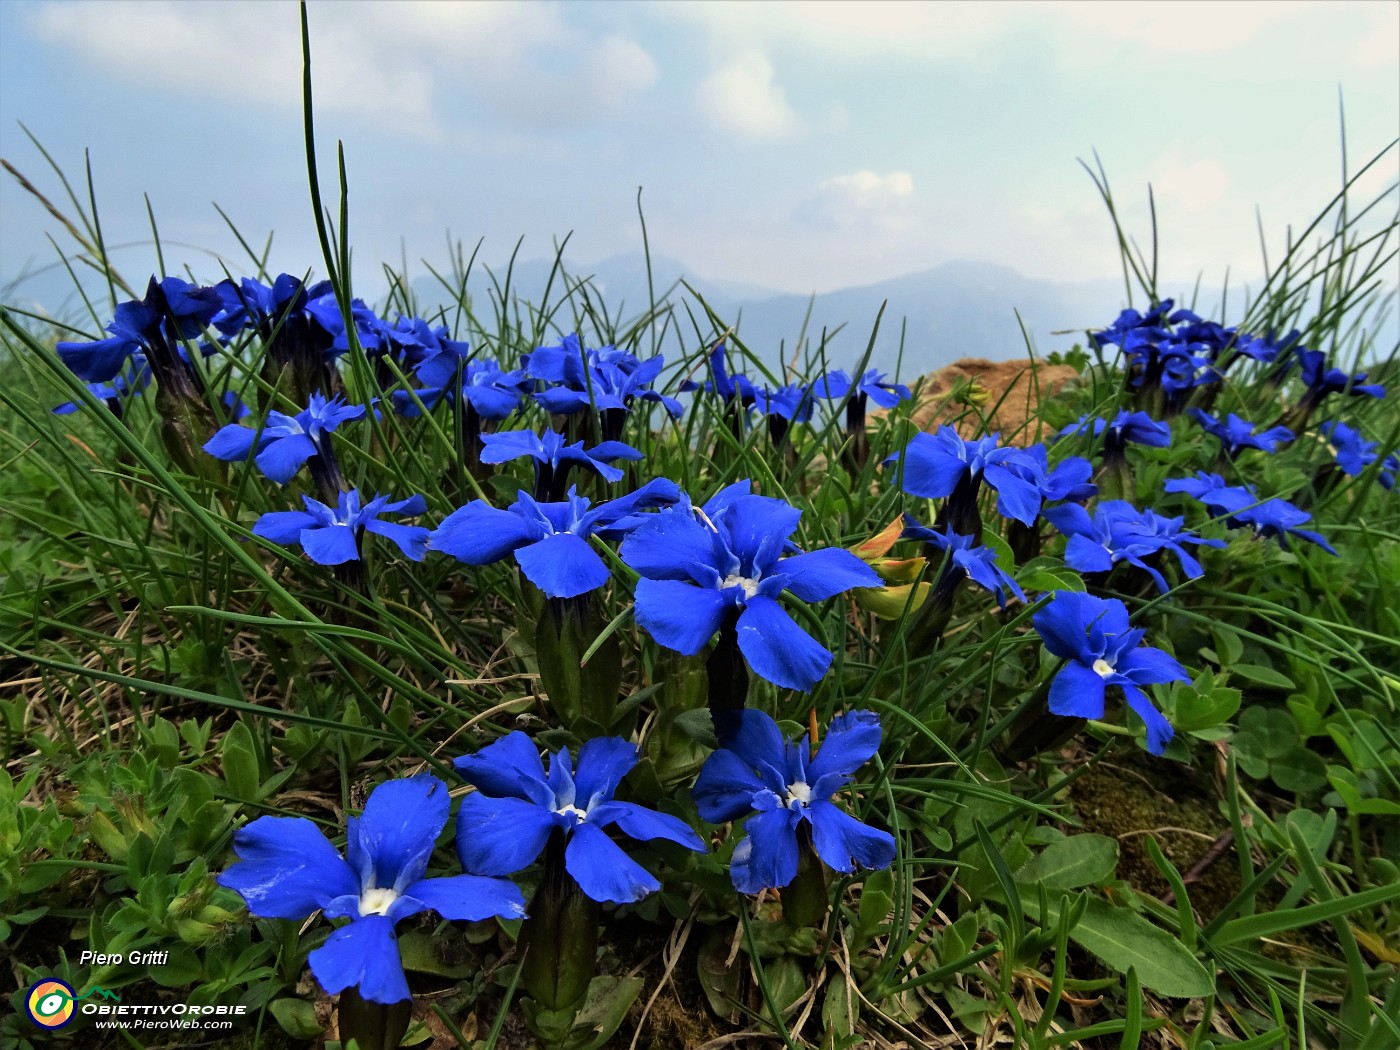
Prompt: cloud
<box><xmin>24</xmin><ymin>1</ymin><xmax>658</xmax><ymax>139</ymax></box>
<box><xmin>798</xmin><ymin>170</ymin><xmax>915</xmax><ymax>229</ymax></box>
<box><xmin>1150</xmin><ymin>153</ymin><xmax>1231</xmax><ymax>213</ymax></box>
<box><xmin>695</xmin><ymin>51</ymin><xmax>803</xmax><ymax>138</ymax></box>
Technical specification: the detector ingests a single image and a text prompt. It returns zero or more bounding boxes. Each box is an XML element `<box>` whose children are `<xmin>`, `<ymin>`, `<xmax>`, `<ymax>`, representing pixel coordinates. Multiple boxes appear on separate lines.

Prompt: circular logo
<box><xmin>26</xmin><ymin>979</ymin><xmax>76</xmax><ymax>1029</ymax></box>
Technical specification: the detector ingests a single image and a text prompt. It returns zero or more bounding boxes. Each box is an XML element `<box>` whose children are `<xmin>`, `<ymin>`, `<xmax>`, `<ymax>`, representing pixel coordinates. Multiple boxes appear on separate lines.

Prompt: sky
<box><xmin>0</xmin><ymin>0</ymin><xmax>1396</xmax><ymax>307</ymax></box>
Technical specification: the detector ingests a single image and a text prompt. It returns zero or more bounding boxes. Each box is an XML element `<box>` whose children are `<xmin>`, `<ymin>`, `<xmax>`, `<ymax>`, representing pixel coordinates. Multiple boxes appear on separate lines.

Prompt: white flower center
<box><xmin>358</xmin><ymin>887</ymin><xmax>399</xmax><ymax>917</ymax></box>
<box><xmin>784</xmin><ymin>781</ymin><xmax>813</xmax><ymax>808</ymax></box>
<box><xmin>721</xmin><ymin>574</ymin><xmax>760</xmax><ymax>598</ymax></box>
<box><xmin>1092</xmin><ymin>658</ymin><xmax>1116</xmax><ymax>678</ymax></box>
<box><xmin>556</xmin><ymin>803</ymin><xmax>588</xmax><ymax>824</ymax></box>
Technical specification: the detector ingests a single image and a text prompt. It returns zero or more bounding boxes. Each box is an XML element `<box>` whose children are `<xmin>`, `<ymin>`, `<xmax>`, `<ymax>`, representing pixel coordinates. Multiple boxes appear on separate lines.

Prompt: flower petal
<box><xmin>307</xmin><ymin>914</ymin><xmax>411</xmax><ymax>1004</ymax></box>
<box><xmin>349</xmin><ymin>775</ymin><xmax>451</xmax><ymax>894</ymax></box>
<box><xmin>620</xmin><ymin>511</ymin><xmax>720</xmax><ymax>584</ymax></box>
<box><xmin>404</xmin><ymin>874</ymin><xmax>527</xmax><ymax>922</ymax></box>
<box><xmin>362</xmin><ymin>518</ymin><xmax>430</xmax><ymax>561</ymax></box>
<box><xmin>301</xmin><ymin>523</ymin><xmax>360</xmax><ymax>565</ymax></box>
<box><xmin>431</xmin><ymin>501</ymin><xmax>543</xmax><ymax>565</ymax></box>
<box><xmin>735</xmin><ymin>595</ymin><xmax>832</xmax><ymax>692</ymax></box>
<box><xmin>255</xmin><ymin>433</ymin><xmax>319</xmax><ymax>485</ymax></box>
<box><xmin>203</xmin><ymin>424</ymin><xmax>261</xmax><ymax>462</ymax></box>
<box><xmin>217</xmin><ymin>816</ymin><xmax>357</xmax><ymax>919</ymax></box>
<box><xmin>1121</xmin><ymin>684</ymin><xmax>1174</xmax><ymax>756</ymax></box>
<box><xmin>454</xmin><ymin>793</ymin><xmax>556</xmax><ymax>876</ymax></box>
<box><xmin>806</xmin><ymin>710</ymin><xmax>883</xmax><ymax>793</ymax></box>
<box><xmin>453</xmin><ymin>731</ymin><xmax>550</xmax><ymax>802</ymax></box>
<box><xmin>252</xmin><ymin>510</ymin><xmax>318</xmax><ymax>546</ymax></box>
<box><xmin>1048</xmin><ymin>660</ymin><xmax>1107</xmax><ymax>719</ymax></box>
<box><xmin>1116</xmin><ymin>645</ymin><xmax>1189</xmax><ymax>686</ymax></box>
<box><xmin>586</xmin><ymin>800</ymin><xmax>705</xmax><ymax>851</ymax></box>
<box><xmin>897</xmin><ymin>431</ymin><xmax>968</xmax><ymax>499</ymax></box>
<box><xmin>515</xmin><ymin>532</ymin><xmax>610</xmax><ymax>598</ymax></box>
<box><xmin>808</xmin><ymin>799</ymin><xmax>896</xmax><ymax>874</ymax></box>
<box><xmin>692</xmin><ymin>747</ymin><xmax>768</xmax><ymax>824</ymax></box>
<box><xmin>780</xmin><ymin>548</ymin><xmax>882</xmax><ymax>602</ymax></box>
<box><xmin>634</xmin><ymin>579</ymin><xmax>729</xmax><ymax>655</ymax></box>
<box><xmin>565</xmin><ymin>821</ymin><xmax>660</xmax><ymax>904</ymax></box>
<box><xmin>572</xmin><ymin>737</ymin><xmax>639</xmax><ymax>806</ymax></box>
<box><xmin>730</xmin><ymin>808</ymin><xmax>801</xmax><ymax>893</ymax></box>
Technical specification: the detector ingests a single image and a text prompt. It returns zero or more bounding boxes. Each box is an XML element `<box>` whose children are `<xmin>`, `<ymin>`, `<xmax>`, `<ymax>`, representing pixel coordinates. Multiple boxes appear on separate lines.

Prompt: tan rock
<box><xmin>902</xmin><ymin>357</ymin><xmax>1081</xmax><ymax>442</ymax></box>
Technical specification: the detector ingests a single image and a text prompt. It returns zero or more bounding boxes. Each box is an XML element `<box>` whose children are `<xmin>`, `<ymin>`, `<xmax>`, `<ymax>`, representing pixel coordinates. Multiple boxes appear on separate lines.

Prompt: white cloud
<box><xmin>695</xmin><ymin>51</ymin><xmax>803</xmax><ymax>138</ymax></box>
<box><xmin>798</xmin><ymin>170</ymin><xmax>915</xmax><ymax>230</ymax></box>
<box><xmin>25</xmin><ymin>0</ymin><xmax>658</xmax><ymax>139</ymax></box>
<box><xmin>1150</xmin><ymin>153</ymin><xmax>1231</xmax><ymax>213</ymax></box>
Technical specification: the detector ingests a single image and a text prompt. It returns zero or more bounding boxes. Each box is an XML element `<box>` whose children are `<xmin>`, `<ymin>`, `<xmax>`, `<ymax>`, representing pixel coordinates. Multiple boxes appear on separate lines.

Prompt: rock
<box><xmin>903</xmin><ymin>357</ymin><xmax>1081</xmax><ymax>441</ymax></box>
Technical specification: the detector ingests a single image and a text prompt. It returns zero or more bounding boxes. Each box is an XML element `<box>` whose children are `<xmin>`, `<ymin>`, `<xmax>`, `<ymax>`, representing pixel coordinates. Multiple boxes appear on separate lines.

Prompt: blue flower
<box><xmin>1233</xmin><ymin>328</ymin><xmax>1302</xmax><ymax>366</ymax></box>
<box><xmin>1090</xmin><ymin>301</ymin><xmax>1175</xmax><ymax>350</ymax></box>
<box><xmin>1044</xmin><ymin>500</ymin><xmax>1222</xmax><ymax>594</ymax></box>
<box><xmin>1380</xmin><ymin>453</ymin><xmax>1400</xmax><ymax>492</ymax></box>
<box><xmin>254</xmin><ymin>490</ymin><xmax>430</xmax><ymax>565</ymax></box>
<box><xmin>1320</xmin><ymin>421</ymin><xmax>1380</xmax><ymax>477</ymax></box>
<box><xmin>203</xmin><ymin>392</ymin><xmax>366</xmax><ymax>484</ymax></box>
<box><xmin>1162</xmin><ymin>472</ymin><xmax>1257</xmax><ymax>516</ymax></box>
<box><xmin>431</xmin><ymin>478</ymin><xmax>680</xmax><ymax>599</ymax></box>
<box><xmin>1229</xmin><ymin>498</ymin><xmax>1338</xmax><ymax>556</ymax></box>
<box><xmin>899</xmin><ymin>521</ymin><xmax>1025</xmax><ymax>608</ymax></box>
<box><xmin>1031</xmin><ymin>591</ymin><xmax>1187</xmax><ymax>755</ymax></box>
<box><xmin>480</xmin><ymin>429</ymin><xmax>642</xmax><ymax>498</ymax></box>
<box><xmin>211</xmin><ymin>274</ymin><xmax>334</xmax><ymax>340</ymax></box>
<box><xmin>818</xmin><ymin>369</ymin><xmax>911</xmax><ymax>409</ymax></box>
<box><xmin>620</xmin><ymin>483</ymin><xmax>881</xmax><ymax>691</ymax></box>
<box><xmin>52</xmin><ymin>359</ymin><xmax>152</xmax><ymax>417</ymax></box>
<box><xmin>454</xmin><ymin>733</ymin><xmax>705</xmax><ymax>904</ymax></box>
<box><xmin>752</xmin><ymin>383</ymin><xmax>817</xmax><ymax>424</ymax></box>
<box><xmin>217</xmin><ymin>775</ymin><xmax>525</xmax><ymax>1004</ymax></box>
<box><xmin>692</xmin><ymin>710</ymin><xmax>895</xmax><ymax>893</ymax></box>
<box><xmin>680</xmin><ymin>342</ymin><xmax>757</xmax><ymax>406</ymax></box>
<box><xmin>891</xmin><ymin>427</ymin><xmax>1046</xmax><ymax>526</ymax></box>
<box><xmin>305</xmin><ymin>291</ymin><xmax>386</xmax><ymax>356</ymax></box>
<box><xmin>1057</xmin><ymin>410</ymin><xmax>1170</xmax><ymax>449</ymax></box>
<box><xmin>393</xmin><ymin>356</ymin><xmax>526</xmax><ymax>420</ymax></box>
<box><xmin>1295</xmin><ymin>350</ymin><xmax>1385</xmax><ymax>403</ymax></box>
<box><xmin>526</xmin><ymin>335</ymin><xmax>683</xmax><ymax>420</ymax></box>
<box><xmin>1188</xmin><ymin>409</ymin><xmax>1293</xmax><ymax>456</ymax></box>
<box><xmin>56</xmin><ymin>277</ymin><xmax>222</xmax><ymax>382</ymax></box>
<box><xmin>1040</xmin><ymin>452</ymin><xmax>1099</xmax><ymax>503</ymax></box>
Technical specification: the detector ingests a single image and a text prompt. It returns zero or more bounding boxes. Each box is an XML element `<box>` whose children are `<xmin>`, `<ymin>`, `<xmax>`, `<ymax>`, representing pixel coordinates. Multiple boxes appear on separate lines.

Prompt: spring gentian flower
<box><xmin>818</xmin><ymin>369</ymin><xmax>912</xmax><ymax>411</ymax></box>
<box><xmin>1229</xmin><ymin>498</ymin><xmax>1338</xmax><ymax>555</ymax></box>
<box><xmin>211</xmin><ymin>274</ymin><xmax>333</xmax><ymax>340</ymax></box>
<box><xmin>393</xmin><ymin>356</ymin><xmax>526</xmax><ymax>420</ymax></box>
<box><xmin>1163</xmin><ymin>472</ymin><xmax>1257</xmax><ymax>516</ymax></box>
<box><xmin>1057</xmin><ymin>411</ymin><xmax>1171</xmax><ymax>449</ymax></box>
<box><xmin>432</xmin><ymin>478</ymin><xmax>679</xmax><ymax>599</ymax></box>
<box><xmin>1189</xmin><ymin>409</ymin><xmax>1293</xmax><ymax>456</ymax></box>
<box><xmin>1320</xmin><ymin>421</ymin><xmax>1381</xmax><ymax>476</ymax></box>
<box><xmin>1379</xmin><ymin>453</ymin><xmax>1399</xmax><ymax>491</ymax></box>
<box><xmin>900</xmin><ymin>522</ymin><xmax>1025</xmax><ymax>608</ymax></box>
<box><xmin>1043</xmin><ymin>500</ymin><xmax>1222</xmax><ymax>594</ymax></box>
<box><xmin>204</xmin><ymin>392</ymin><xmax>365</xmax><ymax>483</ymax></box>
<box><xmin>254</xmin><ymin>490</ymin><xmax>429</xmax><ymax>565</ymax></box>
<box><xmin>53</xmin><ymin>360</ymin><xmax>153</xmax><ymax>417</ymax></box>
<box><xmin>620</xmin><ymin>483</ymin><xmax>881</xmax><ymax>691</ymax></box>
<box><xmin>527</xmin><ymin>335</ymin><xmax>682</xmax><ymax>422</ymax></box>
<box><xmin>680</xmin><ymin>342</ymin><xmax>757</xmax><ymax>407</ymax></box>
<box><xmin>217</xmin><ymin>775</ymin><xmax>524</xmax><ymax>1004</ymax></box>
<box><xmin>1295</xmin><ymin>350</ymin><xmax>1385</xmax><ymax>403</ymax></box>
<box><xmin>454</xmin><ymin>733</ymin><xmax>705</xmax><ymax>904</ymax></box>
<box><xmin>752</xmin><ymin>383</ymin><xmax>817</xmax><ymax>424</ymax></box>
<box><xmin>892</xmin><ymin>427</ymin><xmax>1046</xmax><ymax>527</ymax></box>
<box><xmin>480</xmin><ymin>429</ymin><xmax>642</xmax><ymax>501</ymax></box>
<box><xmin>692</xmin><ymin>709</ymin><xmax>895</xmax><ymax>893</ymax></box>
<box><xmin>1031</xmin><ymin>591</ymin><xmax>1187</xmax><ymax>754</ymax></box>
<box><xmin>56</xmin><ymin>277</ymin><xmax>222</xmax><ymax>383</ymax></box>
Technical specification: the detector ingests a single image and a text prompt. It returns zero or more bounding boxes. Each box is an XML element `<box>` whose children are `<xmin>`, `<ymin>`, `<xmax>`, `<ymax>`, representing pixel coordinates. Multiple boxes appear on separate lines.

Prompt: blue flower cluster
<box><xmin>221</xmin><ymin>713</ymin><xmax>895</xmax><ymax>1003</ymax></box>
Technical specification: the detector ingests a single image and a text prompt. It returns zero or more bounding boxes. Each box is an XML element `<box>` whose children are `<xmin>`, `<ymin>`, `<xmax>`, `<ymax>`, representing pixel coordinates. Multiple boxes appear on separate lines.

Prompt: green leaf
<box><xmin>1014</xmin><ymin>834</ymin><xmax>1119</xmax><ymax>891</ymax></box>
<box><xmin>1212</xmin><ymin>879</ymin><xmax>1400</xmax><ymax>947</ymax></box>
<box><xmin>1229</xmin><ymin>664</ymin><xmax>1295</xmax><ymax>690</ymax></box>
<box><xmin>220</xmin><ymin>720</ymin><xmax>261</xmax><ymax>801</ymax></box>
<box><xmin>1270</xmin><ymin>748</ymin><xmax>1327</xmax><ymax>794</ymax></box>
<box><xmin>1027</xmin><ymin>897</ymin><xmax>1214</xmax><ymax>998</ymax></box>
<box><xmin>270</xmin><ymin>997</ymin><xmax>323</xmax><ymax>1040</ymax></box>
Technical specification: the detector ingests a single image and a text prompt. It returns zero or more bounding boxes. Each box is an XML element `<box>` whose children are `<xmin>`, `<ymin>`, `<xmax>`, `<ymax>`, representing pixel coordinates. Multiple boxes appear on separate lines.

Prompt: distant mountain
<box><xmin>406</xmin><ymin>254</ymin><xmax>1125</xmax><ymax>377</ymax></box>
